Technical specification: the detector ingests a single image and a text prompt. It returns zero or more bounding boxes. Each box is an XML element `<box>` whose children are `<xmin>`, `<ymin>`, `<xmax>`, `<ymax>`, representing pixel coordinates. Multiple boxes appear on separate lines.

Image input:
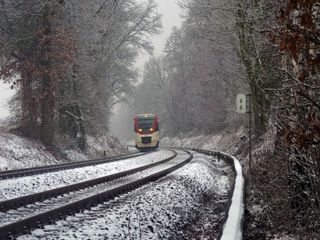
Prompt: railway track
<box><xmin>0</xmin><ymin>149</ymin><xmax>193</xmax><ymax>239</ymax></box>
<box><xmin>0</xmin><ymin>152</ymin><xmax>146</xmax><ymax>180</ymax></box>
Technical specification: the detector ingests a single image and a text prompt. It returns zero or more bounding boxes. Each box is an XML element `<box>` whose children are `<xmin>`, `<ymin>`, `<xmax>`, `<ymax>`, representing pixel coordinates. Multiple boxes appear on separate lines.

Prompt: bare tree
<box><xmin>62</xmin><ymin>0</ymin><xmax>161</xmax><ymax>139</ymax></box>
<box><xmin>0</xmin><ymin>0</ymin><xmax>75</xmax><ymax>146</ymax></box>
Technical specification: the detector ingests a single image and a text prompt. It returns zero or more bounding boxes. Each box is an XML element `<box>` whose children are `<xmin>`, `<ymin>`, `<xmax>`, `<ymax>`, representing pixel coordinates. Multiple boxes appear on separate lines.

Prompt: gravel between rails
<box><xmin>0</xmin><ymin>150</ymin><xmax>193</xmax><ymax>239</ymax></box>
<box><xmin>0</xmin><ymin>152</ymin><xmax>146</xmax><ymax>180</ymax></box>
<box><xmin>0</xmin><ymin>149</ymin><xmax>173</xmax><ymax>201</ymax></box>
<box><xmin>17</xmin><ymin>151</ymin><xmax>232</xmax><ymax>240</ymax></box>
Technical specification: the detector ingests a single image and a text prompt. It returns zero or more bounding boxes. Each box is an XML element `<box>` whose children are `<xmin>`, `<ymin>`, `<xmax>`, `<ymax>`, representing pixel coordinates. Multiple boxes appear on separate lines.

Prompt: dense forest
<box><xmin>0</xmin><ymin>0</ymin><xmax>319</xmax><ymax>238</ymax></box>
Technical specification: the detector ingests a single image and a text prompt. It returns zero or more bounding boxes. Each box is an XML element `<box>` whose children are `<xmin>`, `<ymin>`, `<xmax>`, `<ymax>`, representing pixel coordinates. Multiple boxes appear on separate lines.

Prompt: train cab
<box><xmin>134</xmin><ymin>113</ymin><xmax>160</xmax><ymax>151</ymax></box>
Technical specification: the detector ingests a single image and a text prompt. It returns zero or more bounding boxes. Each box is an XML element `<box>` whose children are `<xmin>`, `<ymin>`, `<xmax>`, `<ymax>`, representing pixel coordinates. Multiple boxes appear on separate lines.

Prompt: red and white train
<box><xmin>134</xmin><ymin>113</ymin><xmax>160</xmax><ymax>151</ymax></box>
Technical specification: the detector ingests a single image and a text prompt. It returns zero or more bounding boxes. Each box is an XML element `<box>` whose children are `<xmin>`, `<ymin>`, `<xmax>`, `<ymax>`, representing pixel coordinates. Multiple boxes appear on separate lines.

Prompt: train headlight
<box><xmin>138</xmin><ymin>129</ymin><xmax>143</xmax><ymax>132</ymax></box>
<box><xmin>150</xmin><ymin>128</ymin><xmax>154</xmax><ymax>132</ymax></box>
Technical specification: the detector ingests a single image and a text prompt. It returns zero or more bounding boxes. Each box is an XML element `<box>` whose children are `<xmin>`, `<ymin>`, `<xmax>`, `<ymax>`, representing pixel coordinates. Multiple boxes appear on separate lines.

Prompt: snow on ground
<box><xmin>0</xmin><ymin>149</ymin><xmax>173</xmax><ymax>201</ymax></box>
<box><xmin>18</xmin><ymin>151</ymin><xmax>233</xmax><ymax>240</ymax></box>
<box><xmin>163</xmin><ymin>133</ymin><xmax>246</xmax><ymax>240</ymax></box>
<box><xmin>55</xmin><ymin>134</ymin><xmax>129</xmax><ymax>162</ymax></box>
<box><xmin>0</xmin><ymin>131</ymin><xmax>60</xmax><ymax>171</ymax></box>
<box><xmin>161</xmin><ymin>127</ymin><xmax>247</xmax><ymax>156</ymax></box>
<box><xmin>84</xmin><ymin>135</ymin><xmax>128</xmax><ymax>159</ymax></box>
<box><xmin>167</xmin><ymin>129</ymin><xmax>300</xmax><ymax>240</ymax></box>
<box><xmin>0</xmin><ymin>150</ymin><xmax>184</xmax><ymax>227</ymax></box>
<box><xmin>0</xmin><ymin>81</ymin><xmax>15</xmax><ymax>120</ymax></box>
<box><xmin>270</xmin><ymin>234</ymin><xmax>298</xmax><ymax>240</ymax></box>
<box><xmin>0</xmin><ymin>124</ymin><xmax>243</xmax><ymax>239</ymax></box>
<box><xmin>0</xmin><ymin>126</ymin><xmax>129</xmax><ymax>171</ymax></box>
<box><xmin>53</xmin><ymin>134</ymin><xmax>129</xmax><ymax>163</ymax></box>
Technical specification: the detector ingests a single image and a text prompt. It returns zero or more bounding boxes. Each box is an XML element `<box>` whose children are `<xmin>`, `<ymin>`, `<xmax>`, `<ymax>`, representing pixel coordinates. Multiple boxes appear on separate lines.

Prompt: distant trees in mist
<box><xmin>132</xmin><ymin>0</ymin><xmax>245</xmax><ymax>136</ymax></box>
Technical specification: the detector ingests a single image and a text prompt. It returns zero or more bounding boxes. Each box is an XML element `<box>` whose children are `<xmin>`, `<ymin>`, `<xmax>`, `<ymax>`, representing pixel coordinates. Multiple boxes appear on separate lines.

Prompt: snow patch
<box><xmin>0</xmin><ymin>128</ymin><xmax>129</xmax><ymax>171</ymax></box>
<box><xmin>161</xmin><ymin>127</ymin><xmax>247</xmax><ymax>155</ymax></box>
<box><xmin>64</xmin><ymin>149</ymin><xmax>88</xmax><ymax>162</ymax></box>
<box><xmin>85</xmin><ymin>135</ymin><xmax>127</xmax><ymax>158</ymax></box>
<box><xmin>0</xmin><ymin>131</ymin><xmax>60</xmax><ymax>171</ymax></box>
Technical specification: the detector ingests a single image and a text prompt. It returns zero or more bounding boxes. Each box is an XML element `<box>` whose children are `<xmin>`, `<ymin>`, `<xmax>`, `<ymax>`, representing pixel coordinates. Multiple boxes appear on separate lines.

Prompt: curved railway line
<box><xmin>0</xmin><ymin>149</ymin><xmax>193</xmax><ymax>239</ymax></box>
<box><xmin>0</xmin><ymin>152</ymin><xmax>146</xmax><ymax>180</ymax></box>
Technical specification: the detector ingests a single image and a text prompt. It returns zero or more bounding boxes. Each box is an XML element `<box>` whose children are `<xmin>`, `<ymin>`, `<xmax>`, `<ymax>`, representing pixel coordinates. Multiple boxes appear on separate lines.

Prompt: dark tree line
<box><xmin>236</xmin><ymin>0</ymin><xmax>319</xmax><ymax>237</ymax></box>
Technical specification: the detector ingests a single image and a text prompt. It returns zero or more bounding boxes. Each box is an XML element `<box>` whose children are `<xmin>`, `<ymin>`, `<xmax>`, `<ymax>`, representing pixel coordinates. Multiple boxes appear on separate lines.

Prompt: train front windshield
<box><xmin>137</xmin><ymin>117</ymin><xmax>154</xmax><ymax>131</ymax></box>
<box><xmin>134</xmin><ymin>114</ymin><xmax>160</xmax><ymax>150</ymax></box>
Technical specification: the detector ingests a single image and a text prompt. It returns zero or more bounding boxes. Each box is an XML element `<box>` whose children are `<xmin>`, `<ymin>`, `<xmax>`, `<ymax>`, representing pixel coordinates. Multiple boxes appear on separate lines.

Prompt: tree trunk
<box><xmin>40</xmin><ymin>4</ymin><xmax>55</xmax><ymax>146</ymax></box>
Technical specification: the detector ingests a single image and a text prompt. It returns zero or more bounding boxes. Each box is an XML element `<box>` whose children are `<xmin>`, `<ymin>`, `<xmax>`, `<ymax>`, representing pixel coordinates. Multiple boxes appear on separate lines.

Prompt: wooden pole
<box><xmin>248</xmin><ymin>94</ymin><xmax>252</xmax><ymax>177</ymax></box>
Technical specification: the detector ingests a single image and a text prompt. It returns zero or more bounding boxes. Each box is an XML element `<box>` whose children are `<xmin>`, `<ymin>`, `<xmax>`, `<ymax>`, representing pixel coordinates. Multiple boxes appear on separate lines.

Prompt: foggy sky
<box><xmin>148</xmin><ymin>0</ymin><xmax>182</xmax><ymax>55</ymax></box>
<box><xmin>135</xmin><ymin>0</ymin><xmax>182</xmax><ymax>69</ymax></box>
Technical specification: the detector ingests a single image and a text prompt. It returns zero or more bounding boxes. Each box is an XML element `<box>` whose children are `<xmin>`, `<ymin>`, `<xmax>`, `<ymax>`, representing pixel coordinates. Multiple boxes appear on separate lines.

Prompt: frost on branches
<box><xmin>274</xmin><ymin>0</ymin><xmax>319</xmax><ymax>232</ymax></box>
<box><xmin>0</xmin><ymin>1</ymin><xmax>76</xmax><ymax>146</ymax></box>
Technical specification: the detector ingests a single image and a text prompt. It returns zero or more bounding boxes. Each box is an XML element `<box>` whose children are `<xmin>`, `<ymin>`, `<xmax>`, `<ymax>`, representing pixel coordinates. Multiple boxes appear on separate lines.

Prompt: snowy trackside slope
<box><xmin>0</xmin><ymin>129</ymin><xmax>128</xmax><ymax>171</ymax></box>
<box><xmin>161</xmin><ymin>127</ymin><xmax>247</xmax><ymax>156</ymax></box>
<box><xmin>190</xmin><ymin>149</ymin><xmax>245</xmax><ymax>240</ymax></box>
<box><xmin>0</xmin><ymin>131</ymin><xmax>60</xmax><ymax>171</ymax></box>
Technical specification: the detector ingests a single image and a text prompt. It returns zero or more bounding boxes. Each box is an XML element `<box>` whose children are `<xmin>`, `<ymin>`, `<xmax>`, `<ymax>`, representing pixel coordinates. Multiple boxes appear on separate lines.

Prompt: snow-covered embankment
<box><xmin>0</xmin><ymin>129</ymin><xmax>128</xmax><ymax>171</ymax></box>
<box><xmin>190</xmin><ymin>149</ymin><xmax>245</xmax><ymax>240</ymax></box>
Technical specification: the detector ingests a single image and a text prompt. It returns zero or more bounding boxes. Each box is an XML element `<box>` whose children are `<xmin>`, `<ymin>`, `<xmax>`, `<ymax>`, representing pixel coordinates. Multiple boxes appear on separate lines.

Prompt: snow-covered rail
<box><xmin>0</xmin><ymin>151</ymin><xmax>177</xmax><ymax>212</ymax></box>
<box><xmin>0</xmin><ymin>152</ymin><xmax>146</xmax><ymax>179</ymax></box>
<box><xmin>188</xmin><ymin>148</ymin><xmax>245</xmax><ymax>240</ymax></box>
<box><xmin>0</xmin><ymin>149</ymin><xmax>193</xmax><ymax>239</ymax></box>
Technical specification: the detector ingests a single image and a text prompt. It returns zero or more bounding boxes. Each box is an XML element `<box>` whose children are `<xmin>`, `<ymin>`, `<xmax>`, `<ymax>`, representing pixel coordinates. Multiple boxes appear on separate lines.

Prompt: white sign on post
<box><xmin>236</xmin><ymin>93</ymin><xmax>252</xmax><ymax>177</ymax></box>
<box><xmin>236</xmin><ymin>94</ymin><xmax>249</xmax><ymax>113</ymax></box>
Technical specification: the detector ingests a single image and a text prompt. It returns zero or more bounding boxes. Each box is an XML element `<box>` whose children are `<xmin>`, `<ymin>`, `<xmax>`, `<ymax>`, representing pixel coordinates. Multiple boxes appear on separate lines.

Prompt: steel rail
<box><xmin>0</xmin><ymin>150</ymin><xmax>193</xmax><ymax>239</ymax></box>
<box><xmin>0</xmin><ymin>150</ymin><xmax>177</xmax><ymax>212</ymax></box>
<box><xmin>0</xmin><ymin>152</ymin><xmax>146</xmax><ymax>180</ymax></box>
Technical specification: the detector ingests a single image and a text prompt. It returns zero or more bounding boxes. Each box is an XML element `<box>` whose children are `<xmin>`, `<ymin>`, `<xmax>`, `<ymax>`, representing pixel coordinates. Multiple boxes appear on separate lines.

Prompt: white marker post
<box><xmin>236</xmin><ymin>94</ymin><xmax>247</xmax><ymax>113</ymax></box>
<box><xmin>236</xmin><ymin>94</ymin><xmax>252</xmax><ymax>175</ymax></box>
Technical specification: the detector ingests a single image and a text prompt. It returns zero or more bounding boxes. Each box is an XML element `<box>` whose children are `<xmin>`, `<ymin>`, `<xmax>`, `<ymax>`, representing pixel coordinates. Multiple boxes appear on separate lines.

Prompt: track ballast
<box><xmin>0</xmin><ymin>149</ymin><xmax>192</xmax><ymax>239</ymax></box>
